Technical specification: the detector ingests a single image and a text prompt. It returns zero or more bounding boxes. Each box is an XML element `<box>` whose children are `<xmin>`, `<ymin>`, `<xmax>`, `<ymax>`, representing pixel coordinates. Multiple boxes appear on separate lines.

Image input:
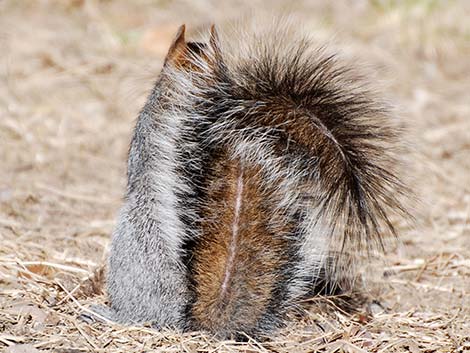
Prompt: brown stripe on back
<box><xmin>189</xmin><ymin>152</ymin><xmax>291</xmax><ymax>336</ymax></box>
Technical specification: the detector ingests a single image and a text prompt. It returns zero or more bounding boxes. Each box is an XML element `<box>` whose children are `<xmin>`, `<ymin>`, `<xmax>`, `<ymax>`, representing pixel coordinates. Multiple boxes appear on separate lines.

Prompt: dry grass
<box><xmin>1</xmin><ymin>0</ymin><xmax>469</xmax><ymax>352</ymax></box>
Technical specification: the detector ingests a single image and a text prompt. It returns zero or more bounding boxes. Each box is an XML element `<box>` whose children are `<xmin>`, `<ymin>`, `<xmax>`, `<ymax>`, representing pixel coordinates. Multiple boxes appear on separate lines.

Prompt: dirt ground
<box><xmin>1</xmin><ymin>0</ymin><xmax>469</xmax><ymax>352</ymax></box>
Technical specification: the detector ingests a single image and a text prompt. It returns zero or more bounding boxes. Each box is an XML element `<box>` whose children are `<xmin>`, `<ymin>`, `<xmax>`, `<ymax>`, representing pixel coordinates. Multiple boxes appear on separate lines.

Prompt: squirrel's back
<box><xmin>104</xmin><ymin>20</ymin><xmax>409</xmax><ymax>339</ymax></box>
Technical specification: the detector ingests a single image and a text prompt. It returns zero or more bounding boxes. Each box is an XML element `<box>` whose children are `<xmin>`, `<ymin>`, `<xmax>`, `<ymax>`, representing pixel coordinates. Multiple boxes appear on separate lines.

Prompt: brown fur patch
<box><xmin>190</xmin><ymin>152</ymin><xmax>291</xmax><ymax>336</ymax></box>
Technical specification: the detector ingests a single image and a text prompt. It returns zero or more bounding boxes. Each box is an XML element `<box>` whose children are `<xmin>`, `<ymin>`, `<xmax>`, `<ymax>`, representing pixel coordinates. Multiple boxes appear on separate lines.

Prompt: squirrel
<box><xmin>89</xmin><ymin>21</ymin><xmax>409</xmax><ymax>339</ymax></box>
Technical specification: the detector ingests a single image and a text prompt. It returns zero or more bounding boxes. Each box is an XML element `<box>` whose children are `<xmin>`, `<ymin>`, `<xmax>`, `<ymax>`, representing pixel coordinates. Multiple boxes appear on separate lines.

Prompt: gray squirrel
<box><xmin>89</xmin><ymin>21</ymin><xmax>408</xmax><ymax>339</ymax></box>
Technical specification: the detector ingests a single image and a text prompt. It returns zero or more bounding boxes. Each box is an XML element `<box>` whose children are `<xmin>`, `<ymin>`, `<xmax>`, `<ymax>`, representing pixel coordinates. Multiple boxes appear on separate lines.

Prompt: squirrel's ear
<box><xmin>164</xmin><ymin>24</ymin><xmax>187</xmax><ymax>67</ymax></box>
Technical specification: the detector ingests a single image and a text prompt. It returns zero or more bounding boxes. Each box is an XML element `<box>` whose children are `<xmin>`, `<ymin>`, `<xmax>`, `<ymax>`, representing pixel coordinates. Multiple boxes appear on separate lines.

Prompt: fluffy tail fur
<box><xmin>166</xmin><ymin>22</ymin><xmax>409</xmax><ymax>337</ymax></box>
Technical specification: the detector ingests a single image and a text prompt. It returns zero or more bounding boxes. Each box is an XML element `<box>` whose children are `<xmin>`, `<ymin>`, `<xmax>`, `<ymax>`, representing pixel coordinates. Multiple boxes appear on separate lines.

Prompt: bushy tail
<box><xmin>165</xmin><ymin>21</ymin><xmax>410</xmax><ymax>337</ymax></box>
<box><xmin>179</xmin><ymin>22</ymin><xmax>410</xmax><ymax>255</ymax></box>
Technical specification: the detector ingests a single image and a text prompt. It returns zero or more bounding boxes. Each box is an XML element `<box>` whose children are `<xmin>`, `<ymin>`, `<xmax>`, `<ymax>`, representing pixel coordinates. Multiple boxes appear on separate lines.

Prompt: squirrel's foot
<box><xmin>79</xmin><ymin>304</ymin><xmax>117</xmax><ymax>324</ymax></box>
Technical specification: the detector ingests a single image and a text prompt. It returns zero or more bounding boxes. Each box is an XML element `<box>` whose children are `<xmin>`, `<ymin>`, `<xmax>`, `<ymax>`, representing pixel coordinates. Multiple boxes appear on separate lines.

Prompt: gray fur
<box><xmin>103</xmin><ymin>78</ymin><xmax>198</xmax><ymax>328</ymax></box>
